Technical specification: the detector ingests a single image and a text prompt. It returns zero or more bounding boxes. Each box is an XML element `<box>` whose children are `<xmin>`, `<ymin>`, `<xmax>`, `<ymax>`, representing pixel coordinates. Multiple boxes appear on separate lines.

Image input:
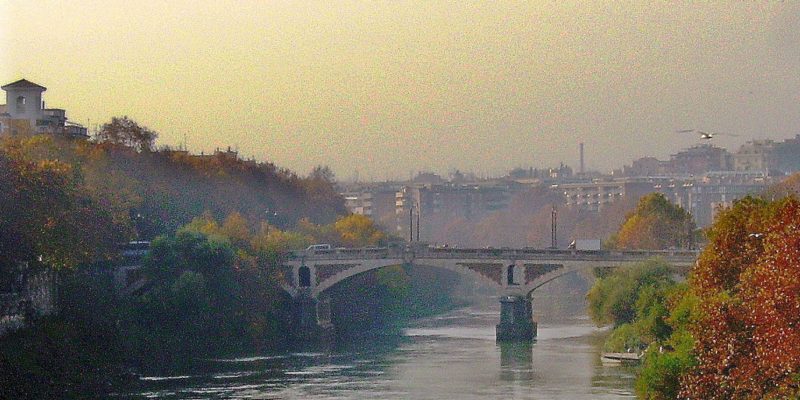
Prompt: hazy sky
<box><xmin>2</xmin><ymin>2</ymin><xmax>799</xmax><ymax>180</ymax></box>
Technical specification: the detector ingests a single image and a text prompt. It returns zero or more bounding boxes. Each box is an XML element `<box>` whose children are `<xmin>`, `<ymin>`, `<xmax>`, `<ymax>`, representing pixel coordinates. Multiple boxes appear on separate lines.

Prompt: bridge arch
<box><xmin>524</xmin><ymin>269</ymin><xmax>582</xmax><ymax>299</ymax></box>
<box><xmin>311</xmin><ymin>259</ymin><xmax>515</xmax><ymax>298</ymax></box>
<box><xmin>521</xmin><ymin>256</ymin><xmax>691</xmax><ymax>298</ymax></box>
<box><xmin>312</xmin><ymin>259</ymin><xmax>405</xmax><ymax>297</ymax></box>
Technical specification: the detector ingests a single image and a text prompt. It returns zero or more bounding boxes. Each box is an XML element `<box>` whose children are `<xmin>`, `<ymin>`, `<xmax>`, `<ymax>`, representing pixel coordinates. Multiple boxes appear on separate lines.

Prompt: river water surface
<box><xmin>127</xmin><ymin>305</ymin><xmax>636</xmax><ymax>399</ymax></box>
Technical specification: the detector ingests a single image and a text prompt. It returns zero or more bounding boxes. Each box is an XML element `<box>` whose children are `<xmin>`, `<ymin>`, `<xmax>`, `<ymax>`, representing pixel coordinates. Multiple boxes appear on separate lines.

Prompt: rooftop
<box><xmin>1</xmin><ymin>79</ymin><xmax>47</xmax><ymax>91</ymax></box>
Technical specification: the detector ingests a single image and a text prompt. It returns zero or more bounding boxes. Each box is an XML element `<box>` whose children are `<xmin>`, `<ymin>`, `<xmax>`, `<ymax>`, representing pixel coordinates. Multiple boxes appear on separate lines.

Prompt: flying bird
<box><xmin>676</xmin><ymin>129</ymin><xmax>738</xmax><ymax>140</ymax></box>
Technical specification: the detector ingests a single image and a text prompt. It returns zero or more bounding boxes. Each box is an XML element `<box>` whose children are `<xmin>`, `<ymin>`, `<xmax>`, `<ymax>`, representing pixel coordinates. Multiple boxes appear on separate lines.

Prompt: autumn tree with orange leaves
<box><xmin>681</xmin><ymin>195</ymin><xmax>800</xmax><ymax>399</ymax></box>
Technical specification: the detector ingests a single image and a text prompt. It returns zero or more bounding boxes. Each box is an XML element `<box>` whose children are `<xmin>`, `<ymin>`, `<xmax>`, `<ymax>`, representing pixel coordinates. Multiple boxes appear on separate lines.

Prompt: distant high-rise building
<box><xmin>734</xmin><ymin>140</ymin><xmax>777</xmax><ymax>174</ymax></box>
<box><xmin>394</xmin><ymin>183</ymin><xmax>510</xmax><ymax>241</ymax></box>
<box><xmin>773</xmin><ymin>135</ymin><xmax>800</xmax><ymax>174</ymax></box>
<box><xmin>624</xmin><ymin>156</ymin><xmax>668</xmax><ymax>177</ymax></box>
<box><xmin>667</xmin><ymin>144</ymin><xmax>732</xmax><ymax>175</ymax></box>
<box><xmin>558</xmin><ymin>179</ymin><xmax>653</xmax><ymax>212</ymax></box>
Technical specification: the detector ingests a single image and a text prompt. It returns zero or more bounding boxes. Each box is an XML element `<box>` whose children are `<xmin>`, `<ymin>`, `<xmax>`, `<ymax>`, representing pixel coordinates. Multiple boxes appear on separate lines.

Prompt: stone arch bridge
<box><xmin>281</xmin><ymin>246</ymin><xmax>698</xmax><ymax>342</ymax></box>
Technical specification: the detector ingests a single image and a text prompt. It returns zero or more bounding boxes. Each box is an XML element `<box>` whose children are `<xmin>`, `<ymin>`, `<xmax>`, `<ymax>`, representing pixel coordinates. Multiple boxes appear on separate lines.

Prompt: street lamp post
<box><xmin>409</xmin><ymin>203</ymin><xmax>414</xmax><ymax>242</ymax></box>
<box><xmin>550</xmin><ymin>204</ymin><xmax>558</xmax><ymax>249</ymax></box>
<box><xmin>416</xmin><ymin>205</ymin><xmax>420</xmax><ymax>242</ymax></box>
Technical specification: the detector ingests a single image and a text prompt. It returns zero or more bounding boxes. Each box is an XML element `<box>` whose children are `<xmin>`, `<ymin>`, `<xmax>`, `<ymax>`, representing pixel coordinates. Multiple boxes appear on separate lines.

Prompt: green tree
<box><xmin>135</xmin><ymin>229</ymin><xmax>247</xmax><ymax>361</ymax></box>
<box><xmin>635</xmin><ymin>284</ymin><xmax>699</xmax><ymax>399</ymax></box>
<box><xmin>587</xmin><ymin>259</ymin><xmax>674</xmax><ymax>328</ymax></box>
<box><xmin>588</xmin><ymin>259</ymin><xmax>699</xmax><ymax>399</ymax></box>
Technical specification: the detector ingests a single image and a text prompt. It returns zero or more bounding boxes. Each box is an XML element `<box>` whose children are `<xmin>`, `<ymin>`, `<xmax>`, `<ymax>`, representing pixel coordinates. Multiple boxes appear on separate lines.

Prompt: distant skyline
<box><xmin>3</xmin><ymin>2</ymin><xmax>800</xmax><ymax>180</ymax></box>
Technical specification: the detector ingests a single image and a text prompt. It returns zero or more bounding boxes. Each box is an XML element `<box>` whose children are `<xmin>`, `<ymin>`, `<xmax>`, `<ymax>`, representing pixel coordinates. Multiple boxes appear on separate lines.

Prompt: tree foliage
<box><xmin>334</xmin><ymin>214</ymin><xmax>388</xmax><ymax>247</ymax></box>
<box><xmin>587</xmin><ymin>259</ymin><xmax>674</xmax><ymax>330</ymax></box>
<box><xmin>295</xmin><ymin>214</ymin><xmax>391</xmax><ymax>248</ymax></box>
<box><xmin>0</xmin><ymin>121</ymin><xmax>439</xmax><ymax>393</ymax></box>
<box><xmin>0</xmin><ymin>139</ymin><xmax>129</xmax><ymax>271</ymax></box>
<box><xmin>128</xmin><ymin>210</ymin><xmax>395</xmax><ymax>360</ymax></box>
<box><xmin>135</xmin><ymin>228</ymin><xmax>248</xmax><ymax>359</ymax></box>
<box><xmin>635</xmin><ymin>284</ymin><xmax>699</xmax><ymax>400</ymax></box>
<box><xmin>611</xmin><ymin>193</ymin><xmax>694</xmax><ymax>250</ymax></box>
<box><xmin>2</xmin><ymin>119</ymin><xmax>348</xmax><ymax>242</ymax></box>
<box><xmin>589</xmin><ymin>260</ymin><xmax>700</xmax><ymax>399</ymax></box>
<box><xmin>95</xmin><ymin>116</ymin><xmax>158</xmax><ymax>152</ymax></box>
<box><xmin>681</xmin><ymin>196</ymin><xmax>800</xmax><ymax>399</ymax></box>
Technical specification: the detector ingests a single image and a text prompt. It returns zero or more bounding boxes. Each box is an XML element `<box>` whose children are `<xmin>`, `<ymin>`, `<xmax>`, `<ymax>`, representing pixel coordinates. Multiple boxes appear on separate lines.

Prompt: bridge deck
<box><xmin>287</xmin><ymin>247</ymin><xmax>699</xmax><ymax>265</ymax></box>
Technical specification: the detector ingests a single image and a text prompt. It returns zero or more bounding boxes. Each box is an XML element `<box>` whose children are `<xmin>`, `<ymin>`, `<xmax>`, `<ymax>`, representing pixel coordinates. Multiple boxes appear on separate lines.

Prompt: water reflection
<box><xmin>498</xmin><ymin>342</ymin><xmax>536</xmax><ymax>382</ymax></box>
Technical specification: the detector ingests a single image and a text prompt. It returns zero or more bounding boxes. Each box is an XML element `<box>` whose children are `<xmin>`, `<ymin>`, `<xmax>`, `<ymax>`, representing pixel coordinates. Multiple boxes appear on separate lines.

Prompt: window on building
<box><xmin>16</xmin><ymin>96</ymin><xmax>26</xmax><ymax>113</ymax></box>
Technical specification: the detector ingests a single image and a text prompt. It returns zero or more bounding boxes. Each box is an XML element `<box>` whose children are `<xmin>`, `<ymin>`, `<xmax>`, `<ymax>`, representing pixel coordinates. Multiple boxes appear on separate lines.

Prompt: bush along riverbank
<box><xmin>587</xmin><ymin>259</ymin><xmax>695</xmax><ymax>399</ymax></box>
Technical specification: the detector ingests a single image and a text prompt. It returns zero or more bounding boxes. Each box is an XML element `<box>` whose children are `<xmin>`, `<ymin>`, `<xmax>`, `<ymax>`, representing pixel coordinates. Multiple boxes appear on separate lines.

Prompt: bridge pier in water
<box><xmin>291</xmin><ymin>294</ymin><xmax>334</xmax><ymax>347</ymax></box>
<box><xmin>496</xmin><ymin>295</ymin><xmax>537</xmax><ymax>342</ymax></box>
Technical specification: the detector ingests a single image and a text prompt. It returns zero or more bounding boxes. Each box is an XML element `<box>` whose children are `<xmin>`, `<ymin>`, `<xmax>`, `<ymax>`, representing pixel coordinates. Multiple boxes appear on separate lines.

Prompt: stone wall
<box><xmin>0</xmin><ymin>293</ymin><xmax>26</xmax><ymax>336</ymax></box>
<box><xmin>0</xmin><ymin>268</ymin><xmax>57</xmax><ymax>337</ymax></box>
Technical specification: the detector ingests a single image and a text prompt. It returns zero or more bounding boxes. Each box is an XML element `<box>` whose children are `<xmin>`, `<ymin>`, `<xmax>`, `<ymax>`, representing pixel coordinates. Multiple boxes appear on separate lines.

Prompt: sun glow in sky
<box><xmin>2</xmin><ymin>1</ymin><xmax>800</xmax><ymax>180</ymax></box>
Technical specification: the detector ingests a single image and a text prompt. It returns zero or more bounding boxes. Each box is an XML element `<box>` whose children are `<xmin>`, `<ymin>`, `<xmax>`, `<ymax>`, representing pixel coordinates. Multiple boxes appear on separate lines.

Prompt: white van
<box><xmin>306</xmin><ymin>244</ymin><xmax>332</xmax><ymax>251</ymax></box>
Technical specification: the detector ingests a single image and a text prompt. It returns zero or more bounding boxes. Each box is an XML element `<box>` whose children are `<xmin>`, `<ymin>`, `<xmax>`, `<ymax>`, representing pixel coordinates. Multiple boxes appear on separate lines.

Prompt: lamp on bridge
<box><xmin>549</xmin><ymin>204</ymin><xmax>558</xmax><ymax>249</ymax></box>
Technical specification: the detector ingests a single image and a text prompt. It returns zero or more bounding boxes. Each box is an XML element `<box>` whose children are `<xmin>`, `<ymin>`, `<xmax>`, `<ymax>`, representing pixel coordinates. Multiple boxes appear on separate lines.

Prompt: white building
<box><xmin>0</xmin><ymin>79</ymin><xmax>87</xmax><ymax>138</ymax></box>
<box><xmin>733</xmin><ymin>140</ymin><xmax>776</xmax><ymax>174</ymax></box>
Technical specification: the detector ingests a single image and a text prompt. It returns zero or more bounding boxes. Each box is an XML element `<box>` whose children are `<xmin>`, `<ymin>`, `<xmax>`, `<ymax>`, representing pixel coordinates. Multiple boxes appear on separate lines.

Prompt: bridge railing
<box><xmin>286</xmin><ymin>246</ymin><xmax>700</xmax><ymax>262</ymax></box>
<box><xmin>287</xmin><ymin>247</ymin><xmax>397</xmax><ymax>260</ymax></box>
<box><xmin>417</xmin><ymin>247</ymin><xmax>699</xmax><ymax>260</ymax></box>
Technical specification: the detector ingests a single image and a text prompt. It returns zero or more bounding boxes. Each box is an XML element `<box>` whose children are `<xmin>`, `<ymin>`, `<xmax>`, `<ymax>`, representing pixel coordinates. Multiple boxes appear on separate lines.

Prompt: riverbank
<box><xmin>0</xmin><ymin>317</ymin><xmax>134</xmax><ymax>399</ymax></box>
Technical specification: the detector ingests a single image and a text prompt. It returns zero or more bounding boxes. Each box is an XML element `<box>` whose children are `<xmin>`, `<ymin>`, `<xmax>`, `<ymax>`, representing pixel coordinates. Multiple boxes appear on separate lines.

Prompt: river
<box><xmin>125</xmin><ymin>304</ymin><xmax>636</xmax><ymax>399</ymax></box>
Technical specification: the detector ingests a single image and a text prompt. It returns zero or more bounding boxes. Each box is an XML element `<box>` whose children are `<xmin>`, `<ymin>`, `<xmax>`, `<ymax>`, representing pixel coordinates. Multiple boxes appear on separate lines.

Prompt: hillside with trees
<box><xmin>0</xmin><ymin>119</ymin><xmax>465</xmax><ymax>398</ymax></box>
<box><xmin>2</xmin><ymin>117</ymin><xmax>347</xmax><ymax>249</ymax></box>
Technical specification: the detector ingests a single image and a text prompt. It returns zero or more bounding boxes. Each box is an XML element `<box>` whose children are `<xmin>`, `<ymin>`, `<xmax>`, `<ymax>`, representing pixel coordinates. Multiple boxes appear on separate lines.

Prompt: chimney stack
<box><xmin>579</xmin><ymin>142</ymin><xmax>585</xmax><ymax>175</ymax></box>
